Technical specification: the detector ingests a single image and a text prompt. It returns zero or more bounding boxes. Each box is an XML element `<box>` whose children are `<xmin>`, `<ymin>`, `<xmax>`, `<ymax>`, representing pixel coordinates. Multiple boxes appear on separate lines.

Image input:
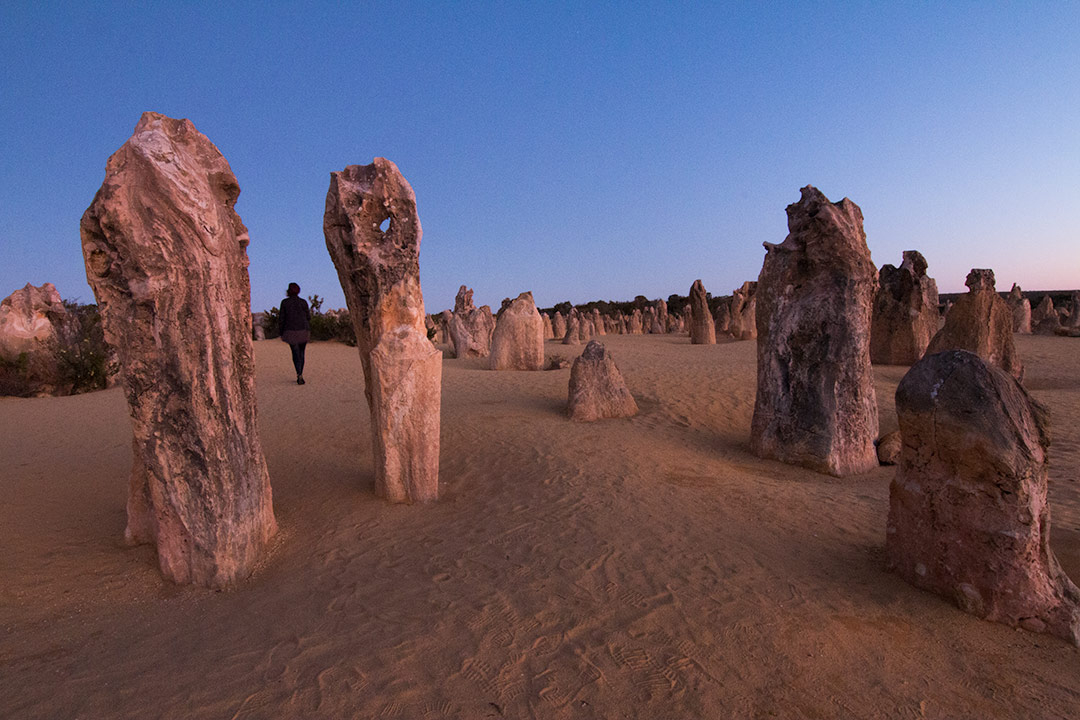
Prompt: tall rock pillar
<box><xmin>79</xmin><ymin>112</ymin><xmax>276</xmax><ymax>588</ymax></box>
<box><xmin>324</xmin><ymin>158</ymin><xmax>441</xmax><ymax>503</ymax></box>
<box><xmin>751</xmin><ymin>186</ymin><xmax>879</xmax><ymax>476</ymax></box>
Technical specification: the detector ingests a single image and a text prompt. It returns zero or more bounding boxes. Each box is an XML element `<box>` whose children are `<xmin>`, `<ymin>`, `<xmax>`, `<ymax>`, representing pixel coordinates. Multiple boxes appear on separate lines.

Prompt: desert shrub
<box><xmin>55</xmin><ymin>301</ymin><xmax>116</xmax><ymax>394</ymax></box>
<box><xmin>0</xmin><ymin>301</ymin><xmax>116</xmax><ymax>397</ymax></box>
<box><xmin>0</xmin><ymin>352</ymin><xmax>32</xmax><ymax>397</ymax></box>
<box><xmin>310</xmin><ymin>311</ymin><xmax>356</xmax><ymax>345</ymax></box>
<box><xmin>261</xmin><ymin>307</ymin><xmax>281</xmax><ymax>339</ymax></box>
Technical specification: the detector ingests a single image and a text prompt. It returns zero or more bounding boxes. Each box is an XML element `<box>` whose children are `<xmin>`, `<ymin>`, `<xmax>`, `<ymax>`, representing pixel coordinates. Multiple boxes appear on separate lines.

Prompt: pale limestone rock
<box><xmin>689</xmin><ymin>279</ymin><xmax>716</xmax><ymax>345</ymax></box>
<box><xmin>591</xmin><ymin>308</ymin><xmax>606</xmax><ymax>336</ymax></box>
<box><xmin>629</xmin><ymin>309</ymin><xmax>644</xmax><ymax>334</ymax></box>
<box><xmin>1008</xmin><ymin>284</ymin><xmax>1032</xmax><ymax>334</ymax></box>
<box><xmin>542</xmin><ymin>312</ymin><xmax>554</xmax><ymax>340</ymax></box>
<box><xmin>562</xmin><ymin>309</ymin><xmax>581</xmax><ymax>345</ymax></box>
<box><xmin>0</xmin><ymin>282</ymin><xmax>75</xmax><ymax>395</ymax></box>
<box><xmin>80</xmin><ymin>112</ymin><xmax>276</xmax><ymax>587</ymax></box>
<box><xmin>489</xmin><ymin>291</ymin><xmax>544</xmax><ymax>371</ymax></box>
<box><xmin>567</xmin><ymin>341</ymin><xmax>638</xmax><ymax>422</ymax></box>
<box><xmin>552</xmin><ymin>311</ymin><xmax>567</xmax><ymax>340</ymax></box>
<box><xmin>0</xmin><ymin>282</ymin><xmax>69</xmax><ymax>358</ymax></box>
<box><xmin>449</xmin><ymin>286</ymin><xmax>495</xmax><ymax>357</ymax></box>
<box><xmin>887</xmin><ymin>349</ymin><xmax>1080</xmax><ymax>645</ymax></box>
<box><xmin>324</xmin><ymin>157</ymin><xmax>441</xmax><ymax>503</ymax></box>
<box><xmin>926</xmin><ymin>269</ymin><xmax>1023</xmax><ymax>381</ymax></box>
<box><xmin>751</xmin><ymin>186</ymin><xmax>879</xmax><ymax>477</ymax></box>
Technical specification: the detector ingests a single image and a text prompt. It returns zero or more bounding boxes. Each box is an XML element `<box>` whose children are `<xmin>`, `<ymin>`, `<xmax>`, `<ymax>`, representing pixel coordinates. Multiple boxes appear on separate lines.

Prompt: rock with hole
<box><xmin>324</xmin><ymin>157</ymin><xmax>442</xmax><ymax>503</ymax></box>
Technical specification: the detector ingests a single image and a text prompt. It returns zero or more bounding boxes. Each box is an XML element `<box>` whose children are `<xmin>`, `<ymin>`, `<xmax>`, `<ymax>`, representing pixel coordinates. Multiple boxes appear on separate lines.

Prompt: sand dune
<box><xmin>2</xmin><ymin>334</ymin><xmax>1078</xmax><ymax>719</ymax></box>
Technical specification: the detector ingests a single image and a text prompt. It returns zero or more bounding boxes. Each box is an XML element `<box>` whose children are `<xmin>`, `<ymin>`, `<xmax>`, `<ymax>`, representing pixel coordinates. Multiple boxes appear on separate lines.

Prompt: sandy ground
<box><xmin>1</xmin><ymin>333</ymin><xmax>1078</xmax><ymax>719</ymax></box>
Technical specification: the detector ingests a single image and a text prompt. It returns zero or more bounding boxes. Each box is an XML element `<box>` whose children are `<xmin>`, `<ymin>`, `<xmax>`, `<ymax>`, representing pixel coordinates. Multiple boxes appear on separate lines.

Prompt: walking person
<box><xmin>279</xmin><ymin>282</ymin><xmax>311</xmax><ymax>385</ymax></box>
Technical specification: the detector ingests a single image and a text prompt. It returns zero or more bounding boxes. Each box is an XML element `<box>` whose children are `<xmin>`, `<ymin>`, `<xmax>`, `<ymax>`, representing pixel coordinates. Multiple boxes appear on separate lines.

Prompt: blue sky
<box><xmin>2</xmin><ymin>2</ymin><xmax>1077</xmax><ymax>313</ymax></box>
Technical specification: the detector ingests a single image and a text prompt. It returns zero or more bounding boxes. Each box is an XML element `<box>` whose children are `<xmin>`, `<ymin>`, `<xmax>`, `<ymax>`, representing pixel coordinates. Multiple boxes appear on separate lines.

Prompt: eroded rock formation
<box><xmin>1008</xmin><ymin>284</ymin><xmax>1032</xmax><ymax>334</ymax></box>
<box><xmin>887</xmin><ymin>350</ymin><xmax>1080</xmax><ymax>645</ymax></box>
<box><xmin>552</xmin><ymin>311</ymin><xmax>567</xmax><ymax>340</ymax></box>
<box><xmin>730</xmin><ymin>282</ymin><xmax>757</xmax><ymax>340</ymax></box>
<box><xmin>567</xmin><ymin>341</ymin><xmax>638</xmax><ymax>422</ymax></box>
<box><xmin>448</xmin><ymin>286</ymin><xmax>495</xmax><ymax>357</ymax></box>
<box><xmin>80</xmin><ymin>112</ymin><xmax>276</xmax><ymax>587</ymax></box>
<box><xmin>324</xmin><ymin>157</ymin><xmax>442</xmax><ymax>503</ymax></box>
<box><xmin>562</xmin><ymin>309</ymin><xmax>581</xmax><ymax>345</ymax></box>
<box><xmin>0</xmin><ymin>282</ymin><xmax>76</xmax><ymax>395</ymax></box>
<box><xmin>489</xmin><ymin>291</ymin><xmax>544</xmax><ymax>370</ymax></box>
<box><xmin>688</xmin><ymin>279</ymin><xmax>716</xmax><ymax>345</ymax></box>
<box><xmin>870</xmin><ymin>250</ymin><xmax>940</xmax><ymax>365</ymax></box>
<box><xmin>713</xmin><ymin>298</ymin><xmax>731</xmax><ymax>337</ymax></box>
<box><xmin>925</xmin><ymin>269</ymin><xmax>1023</xmax><ymax>381</ymax></box>
<box><xmin>750</xmin><ymin>186</ymin><xmax>879</xmax><ymax>476</ymax></box>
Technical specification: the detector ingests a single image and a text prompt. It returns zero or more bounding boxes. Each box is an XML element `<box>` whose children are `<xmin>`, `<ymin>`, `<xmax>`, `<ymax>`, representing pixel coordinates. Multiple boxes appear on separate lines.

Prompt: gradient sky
<box><xmin>2</xmin><ymin>2</ymin><xmax>1078</xmax><ymax>314</ymax></box>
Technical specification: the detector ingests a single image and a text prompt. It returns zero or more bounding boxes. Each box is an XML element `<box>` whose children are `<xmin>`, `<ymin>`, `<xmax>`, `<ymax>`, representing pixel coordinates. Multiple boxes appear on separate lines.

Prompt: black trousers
<box><xmin>289</xmin><ymin>342</ymin><xmax>307</xmax><ymax>375</ymax></box>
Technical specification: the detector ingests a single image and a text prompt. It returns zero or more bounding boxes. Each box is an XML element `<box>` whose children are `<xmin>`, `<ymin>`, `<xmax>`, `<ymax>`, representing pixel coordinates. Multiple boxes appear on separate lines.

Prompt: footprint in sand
<box><xmin>258</xmin><ymin>636</ymin><xmax>301</xmax><ymax>682</ymax></box>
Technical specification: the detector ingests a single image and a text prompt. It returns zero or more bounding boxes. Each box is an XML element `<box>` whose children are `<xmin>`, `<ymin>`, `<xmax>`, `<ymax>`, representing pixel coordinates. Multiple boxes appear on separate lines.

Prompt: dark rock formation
<box><xmin>750</xmin><ymin>186</ymin><xmax>879</xmax><ymax>476</ymax></box>
<box><xmin>870</xmin><ymin>250</ymin><xmax>939</xmax><ymax>365</ymax></box>
<box><xmin>730</xmin><ymin>281</ymin><xmax>757</xmax><ymax>340</ymax></box>
<box><xmin>887</xmin><ymin>350</ymin><xmax>1080</xmax><ymax>645</ymax></box>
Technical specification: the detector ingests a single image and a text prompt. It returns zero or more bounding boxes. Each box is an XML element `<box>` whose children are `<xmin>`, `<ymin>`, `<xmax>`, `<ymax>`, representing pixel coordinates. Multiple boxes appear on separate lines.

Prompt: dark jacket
<box><xmin>279</xmin><ymin>296</ymin><xmax>311</xmax><ymax>343</ymax></box>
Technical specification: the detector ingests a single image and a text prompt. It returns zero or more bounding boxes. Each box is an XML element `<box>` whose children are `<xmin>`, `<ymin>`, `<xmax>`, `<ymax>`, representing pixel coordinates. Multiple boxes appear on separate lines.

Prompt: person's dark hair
<box><xmin>287</xmin><ymin>282</ymin><xmax>301</xmax><ymax>297</ymax></box>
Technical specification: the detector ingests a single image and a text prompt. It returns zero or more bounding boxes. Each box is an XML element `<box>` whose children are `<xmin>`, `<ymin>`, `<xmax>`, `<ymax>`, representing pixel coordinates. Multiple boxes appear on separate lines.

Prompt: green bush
<box><xmin>0</xmin><ymin>300</ymin><xmax>116</xmax><ymax>397</ymax></box>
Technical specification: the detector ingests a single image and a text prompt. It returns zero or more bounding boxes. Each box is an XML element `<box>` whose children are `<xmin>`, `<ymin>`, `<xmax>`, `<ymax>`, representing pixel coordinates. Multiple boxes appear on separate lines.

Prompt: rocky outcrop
<box><xmin>551</xmin><ymin>311</ymin><xmax>567</xmax><ymax>340</ymax></box>
<box><xmin>870</xmin><ymin>251</ymin><xmax>939</xmax><ymax>365</ymax></box>
<box><xmin>251</xmin><ymin>311</ymin><xmax>268</xmax><ymax>341</ymax></box>
<box><xmin>628</xmin><ymin>309</ymin><xmax>643</xmax><ymax>335</ymax></box>
<box><xmin>876</xmin><ymin>431</ymin><xmax>901</xmax><ymax>465</ymax></box>
<box><xmin>1008</xmin><ymin>284</ymin><xmax>1032</xmax><ymax>334</ymax></box>
<box><xmin>0</xmin><ymin>282</ymin><xmax>75</xmax><ymax>395</ymax></box>
<box><xmin>541</xmin><ymin>312</ymin><xmax>554</xmax><ymax>340</ymax></box>
<box><xmin>449</xmin><ymin>286</ymin><xmax>495</xmax><ymax>357</ymax></box>
<box><xmin>925</xmin><ymin>269</ymin><xmax>1023</xmax><ymax>381</ymax></box>
<box><xmin>489</xmin><ymin>291</ymin><xmax>544</xmax><ymax>371</ymax></box>
<box><xmin>688</xmin><ymin>279</ymin><xmax>716</xmax><ymax>345</ymax></box>
<box><xmin>567</xmin><ymin>341</ymin><xmax>638</xmax><ymax>422</ymax></box>
<box><xmin>650</xmin><ymin>299</ymin><xmax>667</xmax><ymax>334</ymax></box>
<box><xmin>562</xmin><ymin>310</ymin><xmax>581</xmax><ymax>345</ymax></box>
<box><xmin>1030</xmin><ymin>295</ymin><xmax>1063</xmax><ymax>335</ymax></box>
<box><xmin>1066</xmin><ymin>291</ymin><xmax>1080</xmax><ymax>330</ymax></box>
<box><xmin>713</xmin><ymin>298</ymin><xmax>731</xmax><ymax>337</ymax></box>
<box><xmin>591</xmin><ymin>308</ymin><xmax>606</xmax><ymax>336</ymax></box>
<box><xmin>79</xmin><ymin>112</ymin><xmax>276</xmax><ymax>587</ymax></box>
<box><xmin>324</xmin><ymin>157</ymin><xmax>442</xmax><ymax>504</ymax></box>
<box><xmin>887</xmin><ymin>350</ymin><xmax>1080</xmax><ymax>645</ymax></box>
<box><xmin>0</xmin><ymin>282</ymin><xmax>69</xmax><ymax>358</ymax></box>
<box><xmin>750</xmin><ymin>186</ymin><xmax>879</xmax><ymax>477</ymax></box>
<box><xmin>730</xmin><ymin>282</ymin><xmax>757</xmax><ymax>340</ymax></box>
<box><xmin>437</xmin><ymin>310</ymin><xmax>453</xmax><ymax>346</ymax></box>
